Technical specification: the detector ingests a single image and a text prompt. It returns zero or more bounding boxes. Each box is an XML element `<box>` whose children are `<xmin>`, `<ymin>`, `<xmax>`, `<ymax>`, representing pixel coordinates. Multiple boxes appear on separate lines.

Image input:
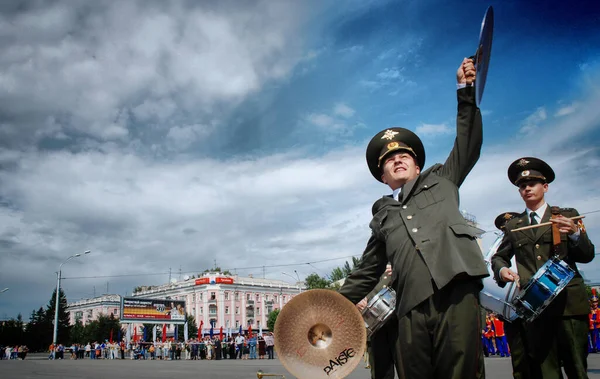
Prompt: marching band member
<box><xmin>492</xmin><ymin>157</ymin><xmax>595</xmax><ymax>379</ymax></box>
<box><xmin>339</xmin><ymin>58</ymin><xmax>488</xmax><ymax>379</ymax></box>
<box><xmin>589</xmin><ymin>290</ymin><xmax>600</xmax><ymax>353</ymax></box>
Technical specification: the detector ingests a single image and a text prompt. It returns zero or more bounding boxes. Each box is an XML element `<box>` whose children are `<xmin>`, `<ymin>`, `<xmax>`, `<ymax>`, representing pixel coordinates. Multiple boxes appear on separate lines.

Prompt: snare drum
<box><xmin>362</xmin><ymin>287</ymin><xmax>396</xmax><ymax>337</ymax></box>
<box><xmin>513</xmin><ymin>257</ymin><xmax>575</xmax><ymax>322</ymax></box>
<box><xmin>480</xmin><ymin>235</ymin><xmax>519</xmax><ymax>321</ymax></box>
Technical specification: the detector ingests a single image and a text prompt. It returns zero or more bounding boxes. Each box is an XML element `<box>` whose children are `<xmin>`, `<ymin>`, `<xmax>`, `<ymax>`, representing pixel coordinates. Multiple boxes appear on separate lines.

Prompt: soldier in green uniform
<box><xmin>492</xmin><ymin>157</ymin><xmax>595</xmax><ymax>379</ymax></box>
<box><xmin>355</xmin><ymin>264</ymin><xmax>396</xmax><ymax>379</ymax></box>
<box><xmin>339</xmin><ymin>58</ymin><xmax>488</xmax><ymax>379</ymax></box>
<box><xmin>493</xmin><ymin>212</ymin><xmax>533</xmax><ymax>379</ymax></box>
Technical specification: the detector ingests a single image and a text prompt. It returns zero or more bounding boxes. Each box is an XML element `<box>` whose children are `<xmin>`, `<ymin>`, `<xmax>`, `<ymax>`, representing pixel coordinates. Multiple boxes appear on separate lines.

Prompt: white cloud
<box><xmin>415</xmin><ymin>123</ymin><xmax>453</xmax><ymax>136</ymax></box>
<box><xmin>333</xmin><ymin>103</ymin><xmax>355</xmax><ymax>118</ymax></box>
<box><xmin>307</xmin><ymin>113</ymin><xmax>336</xmax><ymax>128</ymax></box>
<box><xmin>0</xmin><ymin>1</ymin><xmax>315</xmax><ymax>146</ymax></box>
<box><xmin>519</xmin><ymin>107</ymin><xmax>547</xmax><ymax>135</ymax></box>
<box><xmin>554</xmin><ymin>103</ymin><xmax>578</xmax><ymax>117</ymax></box>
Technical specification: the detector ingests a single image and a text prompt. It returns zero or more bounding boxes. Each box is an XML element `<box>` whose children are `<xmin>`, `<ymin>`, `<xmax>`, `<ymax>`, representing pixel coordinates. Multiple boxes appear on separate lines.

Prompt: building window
<box><xmin>265</xmin><ymin>295</ymin><xmax>269</xmax><ymax>301</ymax></box>
<box><xmin>257</xmin><ymin>307</ymin><xmax>260</xmax><ymax>315</ymax></box>
<box><xmin>75</xmin><ymin>311</ymin><xmax>83</xmax><ymax>321</ymax></box>
<box><xmin>247</xmin><ymin>293</ymin><xmax>251</xmax><ymax>301</ymax></box>
<box><xmin>236</xmin><ymin>307</ymin><xmax>240</xmax><ymax>315</ymax></box>
<box><xmin>200</xmin><ymin>307</ymin><xmax>203</xmax><ymax>314</ymax></box>
<box><xmin>235</xmin><ymin>292</ymin><xmax>239</xmax><ymax>301</ymax></box>
<box><xmin>193</xmin><ymin>293</ymin><xmax>196</xmax><ymax>302</ymax></box>
<box><xmin>199</xmin><ymin>293</ymin><xmax>203</xmax><ymax>301</ymax></box>
<box><xmin>210</xmin><ymin>318</ymin><xmax>217</xmax><ymax>327</ymax></box>
<box><xmin>274</xmin><ymin>295</ymin><xmax>278</xmax><ymax>302</ymax></box>
<box><xmin>256</xmin><ymin>294</ymin><xmax>260</xmax><ymax>302</ymax></box>
<box><xmin>225</xmin><ymin>306</ymin><xmax>229</xmax><ymax>314</ymax></box>
<box><xmin>114</xmin><ymin>308</ymin><xmax>118</xmax><ymax>315</ymax></box>
<box><xmin>226</xmin><ymin>320</ymin><xmax>230</xmax><ymax>328</ymax></box>
<box><xmin>224</xmin><ymin>292</ymin><xmax>229</xmax><ymax>300</ymax></box>
<box><xmin>283</xmin><ymin>296</ymin><xmax>287</xmax><ymax>303</ymax></box>
<box><xmin>247</xmin><ymin>319</ymin><xmax>253</xmax><ymax>326</ymax></box>
<box><xmin>210</xmin><ymin>292</ymin><xmax>216</xmax><ymax>300</ymax></box>
<box><xmin>192</xmin><ymin>308</ymin><xmax>195</xmax><ymax>316</ymax></box>
<box><xmin>209</xmin><ymin>305</ymin><xmax>217</xmax><ymax>316</ymax></box>
<box><xmin>235</xmin><ymin>320</ymin><xmax>240</xmax><ymax>328</ymax></box>
<box><xmin>257</xmin><ymin>320</ymin><xmax>260</xmax><ymax>328</ymax></box>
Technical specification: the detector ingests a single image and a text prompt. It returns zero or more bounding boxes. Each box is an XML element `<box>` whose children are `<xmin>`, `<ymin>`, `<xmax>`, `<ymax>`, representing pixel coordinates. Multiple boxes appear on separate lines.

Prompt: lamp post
<box><xmin>52</xmin><ymin>250</ymin><xmax>90</xmax><ymax>359</ymax></box>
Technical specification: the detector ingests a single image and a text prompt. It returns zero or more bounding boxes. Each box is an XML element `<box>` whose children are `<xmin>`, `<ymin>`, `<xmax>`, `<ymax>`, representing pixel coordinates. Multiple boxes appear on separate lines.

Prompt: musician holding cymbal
<box><xmin>339</xmin><ymin>57</ymin><xmax>489</xmax><ymax>379</ymax></box>
<box><xmin>492</xmin><ymin>157</ymin><xmax>595</xmax><ymax>378</ymax></box>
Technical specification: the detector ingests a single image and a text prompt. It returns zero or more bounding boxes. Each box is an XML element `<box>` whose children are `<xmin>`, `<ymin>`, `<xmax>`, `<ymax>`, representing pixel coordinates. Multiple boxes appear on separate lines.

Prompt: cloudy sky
<box><xmin>1</xmin><ymin>0</ymin><xmax>599</xmax><ymax>320</ymax></box>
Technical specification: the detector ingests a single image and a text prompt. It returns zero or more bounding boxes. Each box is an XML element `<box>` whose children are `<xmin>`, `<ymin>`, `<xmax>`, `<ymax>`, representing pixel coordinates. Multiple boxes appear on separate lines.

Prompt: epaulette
<box><xmin>559</xmin><ymin>207</ymin><xmax>576</xmax><ymax>213</ymax></box>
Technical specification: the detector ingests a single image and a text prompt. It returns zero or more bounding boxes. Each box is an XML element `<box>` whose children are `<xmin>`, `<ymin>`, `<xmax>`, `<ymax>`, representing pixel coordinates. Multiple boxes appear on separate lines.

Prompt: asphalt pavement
<box><xmin>2</xmin><ymin>353</ymin><xmax>600</xmax><ymax>378</ymax></box>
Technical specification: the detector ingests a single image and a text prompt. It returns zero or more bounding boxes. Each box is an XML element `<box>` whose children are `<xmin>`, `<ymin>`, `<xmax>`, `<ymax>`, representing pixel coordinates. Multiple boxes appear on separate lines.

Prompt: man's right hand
<box><xmin>356</xmin><ymin>298</ymin><xmax>368</xmax><ymax>312</ymax></box>
<box><xmin>499</xmin><ymin>267</ymin><xmax>520</xmax><ymax>288</ymax></box>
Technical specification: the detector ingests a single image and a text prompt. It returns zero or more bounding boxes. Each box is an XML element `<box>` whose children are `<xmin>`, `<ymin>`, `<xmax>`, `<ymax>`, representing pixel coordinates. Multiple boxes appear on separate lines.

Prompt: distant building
<box><xmin>67</xmin><ymin>272</ymin><xmax>303</xmax><ymax>333</ymax></box>
<box><xmin>68</xmin><ymin>294</ymin><xmax>121</xmax><ymax>325</ymax></box>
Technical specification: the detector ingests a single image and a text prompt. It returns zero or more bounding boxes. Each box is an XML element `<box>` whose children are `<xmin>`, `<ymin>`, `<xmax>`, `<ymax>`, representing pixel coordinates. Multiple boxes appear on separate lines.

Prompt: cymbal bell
<box><xmin>274</xmin><ymin>289</ymin><xmax>366</xmax><ymax>379</ymax></box>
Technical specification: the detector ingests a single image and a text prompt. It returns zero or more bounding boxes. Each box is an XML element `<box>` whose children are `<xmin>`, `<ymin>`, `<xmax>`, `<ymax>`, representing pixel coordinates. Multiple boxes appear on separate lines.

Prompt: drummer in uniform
<box><xmin>491</xmin><ymin>157</ymin><xmax>595</xmax><ymax>378</ymax></box>
<box><xmin>339</xmin><ymin>58</ymin><xmax>488</xmax><ymax>379</ymax></box>
<box><xmin>355</xmin><ymin>264</ymin><xmax>396</xmax><ymax>379</ymax></box>
<box><xmin>493</xmin><ymin>212</ymin><xmax>533</xmax><ymax>378</ymax></box>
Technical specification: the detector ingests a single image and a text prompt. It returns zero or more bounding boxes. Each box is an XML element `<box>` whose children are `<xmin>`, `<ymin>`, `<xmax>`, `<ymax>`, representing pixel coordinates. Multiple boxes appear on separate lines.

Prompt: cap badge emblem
<box><xmin>521</xmin><ymin>170</ymin><xmax>530</xmax><ymax>177</ymax></box>
<box><xmin>517</xmin><ymin>158</ymin><xmax>530</xmax><ymax>167</ymax></box>
<box><xmin>381</xmin><ymin>129</ymin><xmax>399</xmax><ymax>140</ymax></box>
<box><xmin>387</xmin><ymin>142</ymin><xmax>399</xmax><ymax>150</ymax></box>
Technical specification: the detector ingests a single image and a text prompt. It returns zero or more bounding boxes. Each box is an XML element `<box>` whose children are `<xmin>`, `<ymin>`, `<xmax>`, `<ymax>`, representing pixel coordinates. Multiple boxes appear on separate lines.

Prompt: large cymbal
<box><xmin>274</xmin><ymin>289</ymin><xmax>366</xmax><ymax>379</ymax></box>
<box><xmin>473</xmin><ymin>5</ymin><xmax>494</xmax><ymax>107</ymax></box>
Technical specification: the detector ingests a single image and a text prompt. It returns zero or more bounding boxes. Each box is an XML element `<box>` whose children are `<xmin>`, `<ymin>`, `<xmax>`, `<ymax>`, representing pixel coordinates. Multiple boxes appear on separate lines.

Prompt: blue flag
<box><xmin>174</xmin><ymin>325</ymin><xmax>178</xmax><ymax>341</ymax></box>
<box><xmin>239</xmin><ymin>325</ymin><xmax>242</xmax><ymax>335</ymax></box>
<box><xmin>210</xmin><ymin>325</ymin><xmax>214</xmax><ymax>338</ymax></box>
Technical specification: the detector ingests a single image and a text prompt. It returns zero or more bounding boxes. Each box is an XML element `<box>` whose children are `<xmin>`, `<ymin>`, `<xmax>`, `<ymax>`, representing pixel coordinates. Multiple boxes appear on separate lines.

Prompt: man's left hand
<box><xmin>457</xmin><ymin>58</ymin><xmax>476</xmax><ymax>85</ymax></box>
<box><xmin>550</xmin><ymin>215</ymin><xmax>578</xmax><ymax>235</ymax></box>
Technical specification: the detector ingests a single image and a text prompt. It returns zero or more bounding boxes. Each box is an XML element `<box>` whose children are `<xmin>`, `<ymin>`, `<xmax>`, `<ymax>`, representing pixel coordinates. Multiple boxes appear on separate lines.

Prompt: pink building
<box><xmin>67</xmin><ymin>272</ymin><xmax>303</xmax><ymax>332</ymax></box>
<box><xmin>68</xmin><ymin>294</ymin><xmax>121</xmax><ymax>325</ymax></box>
<box><xmin>132</xmin><ymin>272</ymin><xmax>302</xmax><ymax>332</ymax></box>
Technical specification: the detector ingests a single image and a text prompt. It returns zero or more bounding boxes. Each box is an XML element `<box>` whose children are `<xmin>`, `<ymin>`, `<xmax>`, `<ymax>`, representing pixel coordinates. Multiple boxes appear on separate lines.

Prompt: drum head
<box><xmin>475</xmin><ymin>6</ymin><xmax>494</xmax><ymax>107</ymax></box>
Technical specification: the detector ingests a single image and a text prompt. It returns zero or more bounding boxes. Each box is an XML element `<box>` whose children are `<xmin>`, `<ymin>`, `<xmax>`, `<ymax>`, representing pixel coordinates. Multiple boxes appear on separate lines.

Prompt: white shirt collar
<box><xmin>392</xmin><ymin>187</ymin><xmax>402</xmax><ymax>201</ymax></box>
<box><xmin>526</xmin><ymin>202</ymin><xmax>548</xmax><ymax>222</ymax></box>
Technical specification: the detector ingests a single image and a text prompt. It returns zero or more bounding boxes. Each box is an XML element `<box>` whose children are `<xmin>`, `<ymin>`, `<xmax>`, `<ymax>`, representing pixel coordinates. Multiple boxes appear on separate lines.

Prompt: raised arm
<box><xmin>436</xmin><ymin>59</ymin><xmax>483</xmax><ymax>187</ymax></box>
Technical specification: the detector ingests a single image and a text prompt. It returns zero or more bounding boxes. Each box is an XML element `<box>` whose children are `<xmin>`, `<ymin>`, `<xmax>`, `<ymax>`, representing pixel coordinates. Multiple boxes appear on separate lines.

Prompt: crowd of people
<box><xmin>1</xmin><ymin>345</ymin><xmax>29</xmax><ymax>360</ymax></box>
<box><xmin>37</xmin><ymin>332</ymin><xmax>275</xmax><ymax>361</ymax></box>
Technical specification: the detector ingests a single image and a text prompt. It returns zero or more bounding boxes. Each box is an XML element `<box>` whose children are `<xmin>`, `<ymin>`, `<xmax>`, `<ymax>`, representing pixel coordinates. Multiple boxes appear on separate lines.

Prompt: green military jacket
<box><xmin>339</xmin><ymin>87</ymin><xmax>489</xmax><ymax>318</ymax></box>
<box><xmin>491</xmin><ymin>207</ymin><xmax>595</xmax><ymax>316</ymax></box>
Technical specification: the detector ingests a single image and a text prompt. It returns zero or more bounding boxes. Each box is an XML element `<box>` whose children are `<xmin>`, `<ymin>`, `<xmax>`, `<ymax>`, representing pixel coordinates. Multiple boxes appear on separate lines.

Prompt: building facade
<box><xmin>67</xmin><ymin>294</ymin><xmax>121</xmax><ymax>325</ymax></box>
<box><xmin>67</xmin><ymin>272</ymin><xmax>303</xmax><ymax>333</ymax></box>
<box><xmin>132</xmin><ymin>272</ymin><xmax>302</xmax><ymax>333</ymax></box>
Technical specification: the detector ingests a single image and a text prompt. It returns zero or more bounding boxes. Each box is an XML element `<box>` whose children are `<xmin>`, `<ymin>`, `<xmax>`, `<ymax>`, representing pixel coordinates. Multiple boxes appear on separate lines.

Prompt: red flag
<box><xmin>219</xmin><ymin>326</ymin><xmax>223</xmax><ymax>341</ymax></box>
<box><xmin>134</xmin><ymin>326</ymin><xmax>138</xmax><ymax>342</ymax></box>
<box><xmin>200</xmin><ymin>320</ymin><xmax>204</xmax><ymax>337</ymax></box>
<box><xmin>110</xmin><ymin>328</ymin><xmax>113</xmax><ymax>343</ymax></box>
<box><xmin>248</xmin><ymin>325</ymin><xmax>252</xmax><ymax>339</ymax></box>
<box><xmin>162</xmin><ymin>324</ymin><xmax>167</xmax><ymax>343</ymax></box>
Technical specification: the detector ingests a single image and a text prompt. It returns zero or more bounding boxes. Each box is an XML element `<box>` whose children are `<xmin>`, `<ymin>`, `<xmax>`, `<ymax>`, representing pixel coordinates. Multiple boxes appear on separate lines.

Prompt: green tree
<box><xmin>70</xmin><ymin>320</ymin><xmax>86</xmax><ymax>344</ymax></box>
<box><xmin>267</xmin><ymin>309</ymin><xmax>280</xmax><ymax>332</ymax></box>
<box><xmin>330</xmin><ymin>267</ymin><xmax>346</xmax><ymax>282</ymax></box>
<box><xmin>305</xmin><ymin>273</ymin><xmax>331</xmax><ymax>289</ymax></box>
<box><xmin>83</xmin><ymin>313</ymin><xmax>121</xmax><ymax>343</ymax></box>
<box><xmin>25</xmin><ymin>307</ymin><xmax>51</xmax><ymax>352</ymax></box>
<box><xmin>0</xmin><ymin>314</ymin><xmax>25</xmax><ymax>346</ymax></box>
<box><xmin>46</xmin><ymin>288</ymin><xmax>71</xmax><ymax>345</ymax></box>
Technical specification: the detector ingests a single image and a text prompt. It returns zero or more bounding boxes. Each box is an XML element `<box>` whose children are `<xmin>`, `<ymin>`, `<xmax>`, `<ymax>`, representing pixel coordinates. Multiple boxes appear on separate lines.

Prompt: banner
<box><xmin>121</xmin><ymin>297</ymin><xmax>186</xmax><ymax>324</ymax></box>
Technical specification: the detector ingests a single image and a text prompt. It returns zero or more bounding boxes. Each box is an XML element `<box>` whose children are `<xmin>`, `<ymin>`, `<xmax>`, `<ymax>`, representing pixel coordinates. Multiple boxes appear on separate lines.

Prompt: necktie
<box><xmin>530</xmin><ymin>212</ymin><xmax>538</xmax><ymax>225</ymax></box>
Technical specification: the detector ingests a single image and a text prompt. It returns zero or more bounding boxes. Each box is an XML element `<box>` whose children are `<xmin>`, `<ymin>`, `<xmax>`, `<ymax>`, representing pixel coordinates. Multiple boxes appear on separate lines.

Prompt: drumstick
<box><xmin>510</xmin><ymin>215</ymin><xmax>585</xmax><ymax>232</ymax></box>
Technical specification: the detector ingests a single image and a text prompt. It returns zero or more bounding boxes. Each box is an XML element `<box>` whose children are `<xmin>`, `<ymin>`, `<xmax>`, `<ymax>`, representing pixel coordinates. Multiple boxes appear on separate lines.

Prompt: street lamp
<box><xmin>52</xmin><ymin>250</ymin><xmax>90</xmax><ymax>358</ymax></box>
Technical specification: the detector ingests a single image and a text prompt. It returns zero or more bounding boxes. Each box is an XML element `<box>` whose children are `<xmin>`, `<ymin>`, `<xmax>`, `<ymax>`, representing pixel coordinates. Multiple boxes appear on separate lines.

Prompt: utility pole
<box><xmin>169</xmin><ymin>267</ymin><xmax>172</xmax><ymax>283</ymax></box>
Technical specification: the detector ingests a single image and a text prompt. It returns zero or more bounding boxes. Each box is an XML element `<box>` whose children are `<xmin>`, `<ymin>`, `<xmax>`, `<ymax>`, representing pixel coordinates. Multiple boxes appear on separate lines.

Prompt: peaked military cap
<box><xmin>366</xmin><ymin>128</ymin><xmax>425</xmax><ymax>182</ymax></box>
<box><xmin>507</xmin><ymin>157</ymin><xmax>555</xmax><ymax>186</ymax></box>
<box><xmin>494</xmin><ymin>212</ymin><xmax>520</xmax><ymax>230</ymax></box>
